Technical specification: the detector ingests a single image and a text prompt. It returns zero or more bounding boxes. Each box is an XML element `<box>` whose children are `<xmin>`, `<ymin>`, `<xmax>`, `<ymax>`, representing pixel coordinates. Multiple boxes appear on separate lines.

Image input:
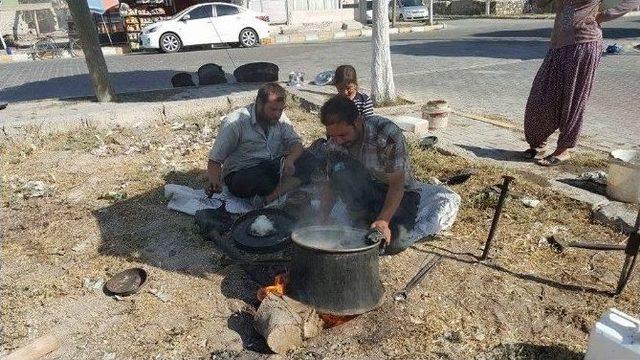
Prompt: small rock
<box><xmin>474</xmin><ymin>332</ymin><xmax>486</xmax><ymax>341</ymax></box>
<box><xmin>113</xmin><ymin>295</ymin><xmax>126</xmax><ymax>301</ymax></box>
<box><xmin>99</xmin><ymin>191</ymin><xmax>127</xmax><ymax>202</ymax></box>
<box><xmin>578</xmin><ymin>170</ymin><xmax>608</xmax><ymax>185</ymax></box>
<box><xmin>521</xmin><ymin>197</ymin><xmax>541</xmax><ymax>208</ymax></box>
<box><xmin>103</xmin><ymin>352</ymin><xmax>116</xmax><ymax>360</ymax></box>
<box><xmin>538</xmin><ymin>237</ymin><xmax>550</xmax><ymax>247</ymax></box>
<box><xmin>149</xmin><ymin>288</ymin><xmax>170</xmax><ymax>303</ymax></box>
<box><xmin>92</xmin><ymin>279</ymin><xmax>105</xmax><ymax>292</ymax></box>
<box><xmin>426</xmin><ymin>177</ymin><xmax>442</xmax><ymax>185</ymax></box>
<box><xmin>409</xmin><ymin>316</ymin><xmax>424</xmax><ymax>325</ymax></box>
<box><xmin>442</xmin><ymin>330</ymin><xmax>461</xmax><ymax>343</ymax></box>
<box><xmin>171</xmin><ymin>122</ymin><xmax>185</xmax><ymax>131</ymax></box>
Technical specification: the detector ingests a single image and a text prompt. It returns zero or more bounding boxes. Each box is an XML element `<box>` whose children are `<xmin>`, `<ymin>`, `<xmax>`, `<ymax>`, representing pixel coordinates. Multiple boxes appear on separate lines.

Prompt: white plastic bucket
<box><xmin>585</xmin><ymin>308</ymin><xmax>640</xmax><ymax>360</ymax></box>
<box><xmin>422</xmin><ymin>100</ymin><xmax>451</xmax><ymax>130</ymax></box>
<box><xmin>607</xmin><ymin>149</ymin><xmax>640</xmax><ymax>204</ymax></box>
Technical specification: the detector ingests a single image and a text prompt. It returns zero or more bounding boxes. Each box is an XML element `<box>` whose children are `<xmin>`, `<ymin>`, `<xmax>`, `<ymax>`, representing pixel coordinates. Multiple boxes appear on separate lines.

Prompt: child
<box><xmin>334</xmin><ymin>65</ymin><xmax>374</xmax><ymax>120</ymax></box>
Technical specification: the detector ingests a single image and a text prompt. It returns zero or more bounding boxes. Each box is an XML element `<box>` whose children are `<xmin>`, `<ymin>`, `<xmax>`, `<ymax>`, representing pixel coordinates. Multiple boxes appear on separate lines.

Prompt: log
<box><xmin>3</xmin><ymin>335</ymin><xmax>60</xmax><ymax>360</ymax></box>
<box><xmin>254</xmin><ymin>294</ymin><xmax>323</xmax><ymax>354</ymax></box>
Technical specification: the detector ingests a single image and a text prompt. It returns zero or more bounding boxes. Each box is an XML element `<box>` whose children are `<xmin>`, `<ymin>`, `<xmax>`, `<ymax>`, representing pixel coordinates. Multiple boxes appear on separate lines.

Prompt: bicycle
<box><xmin>31</xmin><ymin>36</ymin><xmax>83</xmax><ymax>60</ymax></box>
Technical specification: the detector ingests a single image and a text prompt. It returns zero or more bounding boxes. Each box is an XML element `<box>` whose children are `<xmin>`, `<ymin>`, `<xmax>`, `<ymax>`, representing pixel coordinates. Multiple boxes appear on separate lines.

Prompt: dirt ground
<box><xmin>1</xmin><ymin>101</ymin><xmax>638</xmax><ymax>360</ymax></box>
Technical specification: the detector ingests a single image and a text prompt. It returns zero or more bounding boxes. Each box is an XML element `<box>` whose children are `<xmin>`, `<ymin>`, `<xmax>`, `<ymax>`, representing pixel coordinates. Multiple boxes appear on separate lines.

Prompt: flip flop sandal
<box><xmin>523</xmin><ymin>148</ymin><xmax>545</xmax><ymax>160</ymax></box>
<box><xmin>537</xmin><ymin>155</ymin><xmax>565</xmax><ymax>167</ymax></box>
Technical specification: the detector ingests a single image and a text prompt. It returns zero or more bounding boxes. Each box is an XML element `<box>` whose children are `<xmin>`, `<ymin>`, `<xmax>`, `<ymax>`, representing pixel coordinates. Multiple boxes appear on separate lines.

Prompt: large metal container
<box><xmin>288</xmin><ymin>225</ymin><xmax>384</xmax><ymax>315</ymax></box>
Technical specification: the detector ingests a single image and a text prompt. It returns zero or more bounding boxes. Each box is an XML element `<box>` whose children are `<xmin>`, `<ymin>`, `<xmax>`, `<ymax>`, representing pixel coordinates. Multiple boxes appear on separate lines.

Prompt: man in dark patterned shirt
<box><xmin>319</xmin><ymin>95</ymin><xmax>420</xmax><ymax>254</ymax></box>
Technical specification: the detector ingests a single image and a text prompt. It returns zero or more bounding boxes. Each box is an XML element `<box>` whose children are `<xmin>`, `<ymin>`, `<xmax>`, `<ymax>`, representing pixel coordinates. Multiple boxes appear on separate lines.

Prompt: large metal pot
<box><xmin>288</xmin><ymin>225</ymin><xmax>384</xmax><ymax>315</ymax></box>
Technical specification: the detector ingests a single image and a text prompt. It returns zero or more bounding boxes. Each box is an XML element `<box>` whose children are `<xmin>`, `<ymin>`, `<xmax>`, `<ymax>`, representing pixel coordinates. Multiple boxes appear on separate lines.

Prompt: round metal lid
<box><xmin>105</xmin><ymin>268</ymin><xmax>147</xmax><ymax>296</ymax></box>
<box><xmin>232</xmin><ymin>208</ymin><xmax>295</xmax><ymax>253</ymax></box>
<box><xmin>291</xmin><ymin>225</ymin><xmax>380</xmax><ymax>253</ymax></box>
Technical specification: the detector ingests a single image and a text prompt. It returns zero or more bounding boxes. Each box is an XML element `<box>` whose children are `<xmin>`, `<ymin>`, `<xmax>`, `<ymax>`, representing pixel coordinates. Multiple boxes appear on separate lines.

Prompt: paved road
<box><xmin>1</xmin><ymin>18</ymin><xmax>639</xmax><ymax>149</ymax></box>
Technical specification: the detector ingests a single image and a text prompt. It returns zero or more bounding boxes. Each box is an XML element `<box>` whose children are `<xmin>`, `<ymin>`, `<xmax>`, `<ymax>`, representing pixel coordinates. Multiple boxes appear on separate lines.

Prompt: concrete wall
<box><xmin>289</xmin><ymin>8</ymin><xmax>355</xmax><ymax>23</ymax></box>
<box><xmin>448</xmin><ymin>0</ymin><xmax>523</xmax><ymax>15</ymax></box>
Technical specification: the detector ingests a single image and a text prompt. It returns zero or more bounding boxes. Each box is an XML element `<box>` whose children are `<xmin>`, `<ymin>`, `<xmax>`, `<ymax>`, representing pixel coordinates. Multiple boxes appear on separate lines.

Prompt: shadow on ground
<box><xmin>93</xmin><ymin>169</ymin><xmax>280</xmax><ymax>353</ymax></box>
<box><xmin>457</xmin><ymin>145</ymin><xmax>529</xmax><ymax>163</ymax></box>
<box><xmin>474</xmin><ymin>27</ymin><xmax>640</xmax><ymax>40</ymax></box>
<box><xmin>391</xmin><ymin>39</ymin><xmax>549</xmax><ymax>60</ymax></box>
<box><xmin>476</xmin><ymin>342</ymin><xmax>583</xmax><ymax>360</ymax></box>
<box><xmin>416</xmin><ymin>245</ymin><xmax>614</xmax><ymax>296</ymax></box>
<box><xmin>0</xmin><ymin>69</ymin><xmax>247</xmax><ymax>103</ymax></box>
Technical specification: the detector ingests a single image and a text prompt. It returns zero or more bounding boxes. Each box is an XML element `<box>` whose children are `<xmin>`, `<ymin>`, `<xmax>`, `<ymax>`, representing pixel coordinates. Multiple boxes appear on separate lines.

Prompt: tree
<box><xmin>371</xmin><ymin>0</ymin><xmax>397</xmax><ymax>105</ymax></box>
<box><xmin>66</xmin><ymin>0</ymin><xmax>115</xmax><ymax>102</ymax></box>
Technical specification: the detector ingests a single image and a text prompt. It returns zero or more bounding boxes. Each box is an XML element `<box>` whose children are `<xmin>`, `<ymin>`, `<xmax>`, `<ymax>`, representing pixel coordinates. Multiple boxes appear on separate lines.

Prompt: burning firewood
<box><xmin>254</xmin><ymin>293</ymin><xmax>324</xmax><ymax>354</ymax></box>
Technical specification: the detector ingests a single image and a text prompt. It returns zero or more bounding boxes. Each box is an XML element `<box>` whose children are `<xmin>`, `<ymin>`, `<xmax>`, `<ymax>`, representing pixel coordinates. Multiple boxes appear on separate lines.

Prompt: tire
<box><xmin>160</xmin><ymin>32</ymin><xmax>182</xmax><ymax>53</ymax></box>
<box><xmin>399</xmin><ymin>14</ymin><xmax>404</xmax><ymax>21</ymax></box>
<box><xmin>239</xmin><ymin>28</ymin><xmax>258</xmax><ymax>48</ymax></box>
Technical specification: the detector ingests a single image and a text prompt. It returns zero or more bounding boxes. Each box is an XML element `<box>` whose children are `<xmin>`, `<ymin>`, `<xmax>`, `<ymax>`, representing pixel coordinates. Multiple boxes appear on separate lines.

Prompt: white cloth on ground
<box><xmin>164</xmin><ymin>184</ymin><xmax>285</xmax><ymax>215</ymax></box>
<box><xmin>165</xmin><ymin>182</ymin><xmax>461</xmax><ymax>245</ymax></box>
<box><xmin>329</xmin><ymin>182</ymin><xmax>461</xmax><ymax>246</ymax></box>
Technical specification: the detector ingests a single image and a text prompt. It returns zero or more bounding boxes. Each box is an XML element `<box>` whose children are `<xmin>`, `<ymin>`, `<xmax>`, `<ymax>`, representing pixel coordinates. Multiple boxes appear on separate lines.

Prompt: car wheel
<box><xmin>239</xmin><ymin>28</ymin><xmax>258</xmax><ymax>48</ymax></box>
<box><xmin>399</xmin><ymin>14</ymin><xmax>404</xmax><ymax>21</ymax></box>
<box><xmin>160</xmin><ymin>33</ymin><xmax>182</xmax><ymax>53</ymax></box>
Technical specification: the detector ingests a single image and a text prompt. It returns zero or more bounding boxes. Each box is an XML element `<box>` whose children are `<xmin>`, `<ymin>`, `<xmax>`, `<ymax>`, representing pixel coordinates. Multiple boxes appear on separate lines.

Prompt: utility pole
<box><xmin>66</xmin><ymin>0</ymin><xmax>115</xmax><ymax>102</ymax></box>
<box><xmin>428</xmin><ymin>0</ymin><xmax>433</xmax><ymax>25</ymax></box>
<box><xmin>485</xmin><ymin>0</ymin><xmax>490</xmax><ymax>15</ymax></box>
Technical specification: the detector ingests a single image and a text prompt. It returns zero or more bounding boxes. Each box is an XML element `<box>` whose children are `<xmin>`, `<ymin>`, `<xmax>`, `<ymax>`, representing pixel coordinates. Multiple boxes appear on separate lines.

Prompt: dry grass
<box><xmin>1</xmin><ymin>101</ymin><xmax>638</xmax><ymax>360</ymax></box>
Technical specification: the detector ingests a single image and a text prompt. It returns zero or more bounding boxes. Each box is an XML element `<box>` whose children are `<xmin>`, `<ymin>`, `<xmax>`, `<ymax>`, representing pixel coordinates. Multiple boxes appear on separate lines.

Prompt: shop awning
<box><xmin>87</xmin><ymin>0</ymin><xmax>120</xmax><ymax>14</ymax></box>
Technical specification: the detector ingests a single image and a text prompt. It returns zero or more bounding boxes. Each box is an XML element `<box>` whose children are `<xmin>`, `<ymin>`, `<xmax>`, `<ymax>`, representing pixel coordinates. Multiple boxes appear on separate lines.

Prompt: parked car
<box><xmin>389</xmin><ymin>0</ymin><xmax>429</xmax><ymax>21</ymax></box>
<box><xmin>139</xmin><ymin>2</ymin><xmax>270</xmax><ymax>53</ymax></box>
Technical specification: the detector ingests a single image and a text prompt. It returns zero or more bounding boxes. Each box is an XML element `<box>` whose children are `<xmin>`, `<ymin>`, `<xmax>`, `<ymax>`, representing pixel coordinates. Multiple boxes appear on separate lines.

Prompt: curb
<box><xmin>263</xmin><ymin>23</ymin><xmax>446</xmax><ymax>45</ymax></box>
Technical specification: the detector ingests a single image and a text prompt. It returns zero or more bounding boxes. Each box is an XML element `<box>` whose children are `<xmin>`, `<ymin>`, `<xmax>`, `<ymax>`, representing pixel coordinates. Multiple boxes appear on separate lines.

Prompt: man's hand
<box><xmin>371</xmin><ymin>220</ymin><xmax>392</xmax><ymax>246</ymax></box>
<box><xmin>282</xmin><ymin>157</ymin><xmax>296</xmax><ymax>178</ymax></box>
<box><xmin>205</xmin><ymin>179</ymin><xmax>222</xmax><ymax>197</ymax></box>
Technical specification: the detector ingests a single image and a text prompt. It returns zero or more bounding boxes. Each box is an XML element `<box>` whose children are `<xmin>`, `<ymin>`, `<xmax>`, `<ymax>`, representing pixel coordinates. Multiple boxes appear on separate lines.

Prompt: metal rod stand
<box><xmin>480</xmin><ymin>175</ymin><xmax>515</xmax><ymax>260</ymax></box>
<box><xmin>615</xmin><ymin>208</ymin><xmax>640</xmax><ymax>295</ymax></box>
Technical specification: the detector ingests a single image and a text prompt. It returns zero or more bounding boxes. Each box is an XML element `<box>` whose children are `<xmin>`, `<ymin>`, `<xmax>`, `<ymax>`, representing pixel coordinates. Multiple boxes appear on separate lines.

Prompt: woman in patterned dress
<box><xmin>523</xmin><ymin>0</ymin><xmax>638</xmax><ymax>166</ymax></box>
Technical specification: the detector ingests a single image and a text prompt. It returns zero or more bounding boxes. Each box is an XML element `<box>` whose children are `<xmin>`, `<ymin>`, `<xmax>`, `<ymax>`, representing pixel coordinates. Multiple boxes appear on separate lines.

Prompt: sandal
<box><xmin>523</xmin><ymin>148</ymin><xmax>545</xmax><ymax>160</ymax></box>
<box><xmin>536</xmin><ymin>155</ymin><xmax>567</xmax><ymax>167</ymax></box>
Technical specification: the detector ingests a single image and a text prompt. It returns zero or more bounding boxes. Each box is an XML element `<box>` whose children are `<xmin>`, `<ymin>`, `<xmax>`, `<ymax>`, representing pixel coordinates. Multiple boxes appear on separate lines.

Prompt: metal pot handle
<box><xmin>365</xmin><ymin>229</ymin><xmax>387</xmax><ymax>255</ymax></box>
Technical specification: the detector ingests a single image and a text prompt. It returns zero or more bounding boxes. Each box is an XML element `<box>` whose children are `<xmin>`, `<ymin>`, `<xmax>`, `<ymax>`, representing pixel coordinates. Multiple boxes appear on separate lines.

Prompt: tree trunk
<box><xmin>66</xmin><ymin>0</ymin><xmax>115</xmax><ymax>102</ymax></box>
<box><xmin>371</xmin><ymin>0</ymin><xmax>397</xmax><ymax>105</ymax></box>
<box><xmin>254</xmin><ymin>294</ymin><xmax>324</xmax><ymax>354</ymax></box>
<box><xmin>359</xmin><ymin>0</ymin><xmax>368</xmax><ymax>25</ymax></box>
<box><xmin>391</xmin><ymin>0</ymin><xmax>397</xmax><ymax>27</ymax></box>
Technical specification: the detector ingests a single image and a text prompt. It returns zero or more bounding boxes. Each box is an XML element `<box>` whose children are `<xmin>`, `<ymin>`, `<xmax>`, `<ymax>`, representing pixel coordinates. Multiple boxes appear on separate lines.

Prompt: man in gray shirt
<box><xmin>206</xmin><ymin>83</ymin><xmax>317</xmax><ymax>206</ymax></box>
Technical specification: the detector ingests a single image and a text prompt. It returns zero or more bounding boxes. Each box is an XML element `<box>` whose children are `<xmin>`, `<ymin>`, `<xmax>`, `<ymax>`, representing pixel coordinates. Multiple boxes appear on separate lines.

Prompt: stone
<box><xmin>171</xmin><ymin>73</ymin><xmax>195</xmax><ymax>88</ymax></box>
<box><xmin>521</xmin><ymin>197</ymin><xmax>541</xmax><ymax>208</ymax></box>
<box><xmin>389</xmin><ymin>115</ymin><xmax>430</xmax><ymax>136</ymax></box>
<box><xmin>233</xmin><ymin>62</ymin><xmax>279</xmax><ymax>83</ymax></box>
<box><xmin>593</xmin><ymin>202</ymin><xmax>638</xmax><ymax>235</ymax></box>
<box><xmin>197</xmin><ymin>64</ymin><xmax>227</xmax><ymax>86</ymax></box>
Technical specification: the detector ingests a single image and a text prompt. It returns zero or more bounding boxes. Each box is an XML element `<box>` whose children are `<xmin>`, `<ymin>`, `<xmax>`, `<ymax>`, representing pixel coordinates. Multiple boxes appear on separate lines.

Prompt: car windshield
<box><xmin>171</xmin><ymin>7</ymin><xmax>191</xmax><ymax>19</ymax></box>
<box><xmin>402</xmin><ymin>0</ymin><xmax>424</xmax><ymax>6</ymax></box>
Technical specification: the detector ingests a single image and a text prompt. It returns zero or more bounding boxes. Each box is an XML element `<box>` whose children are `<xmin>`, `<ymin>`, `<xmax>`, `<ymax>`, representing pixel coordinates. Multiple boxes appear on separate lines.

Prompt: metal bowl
<box><xmin>104</xmin><ymin>268</ymin><xmax>147</xmax><ymax>296</ymax></box>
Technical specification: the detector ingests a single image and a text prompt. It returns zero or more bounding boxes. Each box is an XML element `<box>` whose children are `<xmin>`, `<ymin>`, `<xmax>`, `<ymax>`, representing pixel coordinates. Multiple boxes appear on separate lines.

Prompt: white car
<box><xmin>389</xmin><ymin>0</ymin><xmax>429</xmax><ymax>21</ymax></box>
<box><xmin>139</xmin><ymin>2</ymin><xmax>270</xmax><ymax>53</ymax></box>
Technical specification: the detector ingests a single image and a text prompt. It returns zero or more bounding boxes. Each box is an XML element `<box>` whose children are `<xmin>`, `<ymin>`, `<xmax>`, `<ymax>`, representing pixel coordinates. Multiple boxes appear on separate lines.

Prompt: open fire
<box><xmin>257</xmin><ymin>273</ymin><xmax>357</xmax><ymax>329</ymax></box>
